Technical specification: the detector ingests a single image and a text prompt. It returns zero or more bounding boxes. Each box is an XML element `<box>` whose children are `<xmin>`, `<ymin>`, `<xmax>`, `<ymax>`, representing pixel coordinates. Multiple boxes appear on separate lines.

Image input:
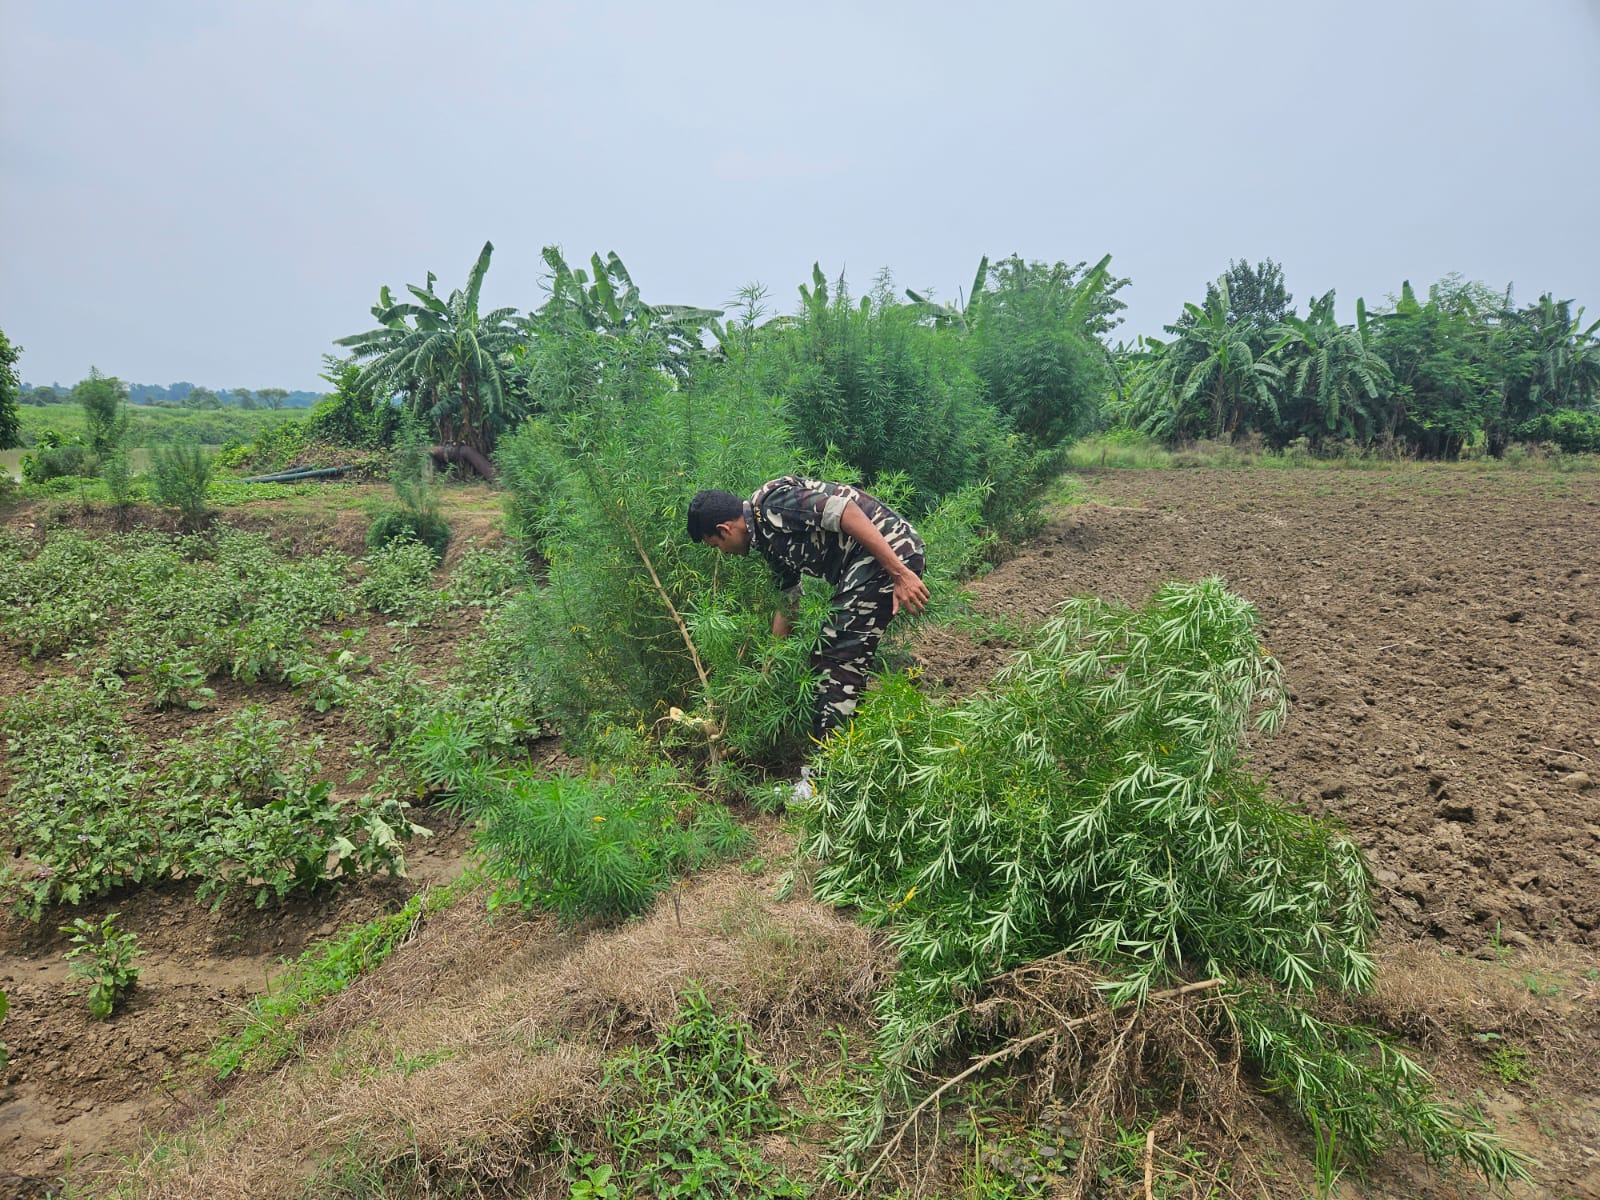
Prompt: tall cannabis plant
<box><xmin>498</xmin><ymin>331</ymin><xmax>795</xmax><ymax>749</ymax></box>
<box><xmin>797</xmin><ymin>579</ymin><xmax>1525</xmax><ymax>1184</ymax></box>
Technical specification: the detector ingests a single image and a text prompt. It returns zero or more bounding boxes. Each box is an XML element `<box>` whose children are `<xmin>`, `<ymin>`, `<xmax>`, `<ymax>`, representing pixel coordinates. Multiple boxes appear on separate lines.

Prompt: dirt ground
<box><xmin>3</xmin><ymin>469</ymin><xmax>1599</xmax><ymax>1197</ymax></box>
<box><xmin>915</xmin><ymin>469</ymin><xmax>1600</xmax><ymax>953</ymax></box>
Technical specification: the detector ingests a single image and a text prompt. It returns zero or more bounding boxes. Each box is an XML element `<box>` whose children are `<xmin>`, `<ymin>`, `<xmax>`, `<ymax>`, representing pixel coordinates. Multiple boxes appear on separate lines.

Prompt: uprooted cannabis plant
<box><xmin>794</xmin><ymin>578</ymin><xmax>1529</xmax><ymax>1189</ymax></box>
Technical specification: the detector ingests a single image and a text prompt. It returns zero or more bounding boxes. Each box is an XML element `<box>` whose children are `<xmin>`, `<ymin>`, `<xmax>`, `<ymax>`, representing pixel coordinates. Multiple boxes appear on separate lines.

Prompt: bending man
<box><xmin>687</xmin><ymin>476</ymin><xmax>929</xmax><ymax>739</ymax></box>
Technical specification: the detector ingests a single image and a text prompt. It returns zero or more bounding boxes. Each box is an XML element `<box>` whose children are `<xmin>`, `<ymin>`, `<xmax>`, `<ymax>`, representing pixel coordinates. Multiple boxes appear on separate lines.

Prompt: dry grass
<box><xmin>88</xmin><ymin>848</ymin><xmax>889</xmax><ymax>1200</ymax></box>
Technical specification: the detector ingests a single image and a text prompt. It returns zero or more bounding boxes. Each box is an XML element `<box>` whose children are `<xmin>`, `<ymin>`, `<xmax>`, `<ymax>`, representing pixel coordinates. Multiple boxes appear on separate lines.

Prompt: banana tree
<box><xmin>1273</xmin><ymin>292</ymin><xmax>1391</xmax><ymax>445</ymax></box>
<box><xmin>336</xmin><ymin>241</ymin><xmax>524</xmax><ymax>455</ymax></box>
<box><xmin>534</xmin><ymin>247</ymin><xmax>720</xmax><ymax>384</ymax></box>
<box><xmin>1130</xmin><ymin>280</ymin><xmax>1286</xmax><ymax>442</ymax></box>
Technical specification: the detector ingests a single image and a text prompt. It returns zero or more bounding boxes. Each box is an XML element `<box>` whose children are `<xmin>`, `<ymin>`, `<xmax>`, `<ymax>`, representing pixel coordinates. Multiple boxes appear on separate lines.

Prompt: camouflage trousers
<box><xmin>813</xmin><ymin>544</ymin><xmax>926</xmax><ymax>739</ymax></box>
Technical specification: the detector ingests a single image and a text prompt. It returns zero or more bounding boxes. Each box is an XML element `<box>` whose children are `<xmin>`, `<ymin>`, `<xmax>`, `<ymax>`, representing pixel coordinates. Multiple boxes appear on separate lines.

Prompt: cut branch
<box><xmin>859</xmin><ymin>977</ymin><xmax>1224</xmax><ymax>1186</ymax></box>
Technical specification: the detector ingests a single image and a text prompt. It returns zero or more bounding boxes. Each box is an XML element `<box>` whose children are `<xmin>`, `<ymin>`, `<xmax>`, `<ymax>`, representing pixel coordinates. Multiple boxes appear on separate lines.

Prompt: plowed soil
<box><xmin>915</xmin><ymin>468</ymin><xmax>1600</xmax><ymax>953</ymax></box>
<box><xmin>3</xmin><ymin>468</ymin><xmax>1599</xmax><ymax>1198</ymax></box>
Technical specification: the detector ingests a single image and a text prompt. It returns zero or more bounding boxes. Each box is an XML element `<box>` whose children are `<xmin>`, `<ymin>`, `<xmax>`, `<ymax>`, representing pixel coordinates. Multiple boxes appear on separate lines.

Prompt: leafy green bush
<box><xmin>0</xmin><ymin>679</ymin><xmax>148</xmax><ymax>916</ymax></box>
<box><xmin>21</xmin><ymin>435</ymin><xmax>89</xmax><ymax>482</ymax></box>
<box><xmin>1515</xmin><ymin>407</ymin><xmax>1600</xmax><ymax>453</ymax></box>
<box><xmin>62</xmin><ymin>912</ymin><xmax>142</xmax><ymax>1019</ymax></box>
<box><xmin>365</xmin><ymin>504</ymin><xmax>451</xmax><ymax>557</ymax></box>
<box><xmin>497</xmin><ymin>331</ymin><xmax>793</xmax><ymax>749</ymax></box>
<box><xmin>750</xmin><ymin>267</ymin><xmax>1056</xmax><ymax>537</ymax></box>
<box><xmin>795</xmin><ymin>579</ymin><xmax>1525</xmax><ymax>1184</ymax></box>
<box><xmin>0</xmin><ymin>690</ymin><xmax>426</xmax><ymax>918</ymax></box>
<box><xmin>446</xmin><ymin>545</ymin><xmax>529</xmax><ymax>608</ymax></box>
<box><xmin>149</xmin><ymin>442</ymin><xmax>214</xmax><ymax>529</ymax></box>
<box><xmin>357</xmin><ymin>539</ymin><xmax>444</xmax><ymax>620</ymax></box>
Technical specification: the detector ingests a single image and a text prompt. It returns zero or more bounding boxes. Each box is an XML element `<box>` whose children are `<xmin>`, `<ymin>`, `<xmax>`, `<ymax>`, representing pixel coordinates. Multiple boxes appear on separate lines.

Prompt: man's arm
<box><xmin>839</xmin><ymin>501</ymin><xmax>930</xmax><ymax>615</ymax></box>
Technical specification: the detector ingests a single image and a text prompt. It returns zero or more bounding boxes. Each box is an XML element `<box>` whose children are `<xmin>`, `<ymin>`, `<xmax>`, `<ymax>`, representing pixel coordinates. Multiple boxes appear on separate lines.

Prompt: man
<box><xmin>687</xmin><ymin>476</ymin><xmax>929</xmax><ymax>739</ymax></box>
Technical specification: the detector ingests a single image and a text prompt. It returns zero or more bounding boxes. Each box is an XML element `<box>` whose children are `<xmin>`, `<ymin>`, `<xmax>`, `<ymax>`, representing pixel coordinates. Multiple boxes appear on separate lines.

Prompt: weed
<box><xmin>149</xmin><ymin>441</ymin><xmax>214</xmax><ymax>529</ymax></box>
<box><xmin>798</xmin><ymin>579</ymin><xmax>1530</xmax><ymax>1189</ymax></box>
<box><xmin>357</xmin><ymin>539</ymin><xmax>444</xmax><ymax>622</ymax></box>
<box><xmin>568</xmin><ymin>1160</ymin><xmax>622</xmax><ymax>1200</ymax></box>
<box><xmin>1475</xmin><ymin>1034</ymin><xmax>1536</xmax><ymax>1085</ymax></box>
<box><xmin>62</xmin><ymin>912</ymin><xmax>142</xmax><ymax>1019</ymax></box>
<box><xmin>1521</xmin><ymin>972</ymin><xmax>1562</xmax><ymax>997</ymax></box>
<box><xmin>473</xmin><ymin>764</ymin><xmax>748</xmax><ymax>922</ymax></box>
<box><xmin>601</xmin><ymin>986</ymin><xmax>807</xmax><ymax>1198</ymax></box>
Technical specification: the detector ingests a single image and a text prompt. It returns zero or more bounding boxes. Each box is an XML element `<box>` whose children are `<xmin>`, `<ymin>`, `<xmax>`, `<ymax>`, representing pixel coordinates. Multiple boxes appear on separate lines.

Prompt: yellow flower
<box><xmin>592</xmin><ymin>815</ymin><xmax>606</xmax><ymax>823</ymax></box>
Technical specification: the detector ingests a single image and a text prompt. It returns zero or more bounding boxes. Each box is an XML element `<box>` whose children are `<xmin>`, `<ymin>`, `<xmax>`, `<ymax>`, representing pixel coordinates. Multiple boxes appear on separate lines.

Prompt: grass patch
<box><xmin>206</xmin><ymin>880</ymin><xmax>465</xmax><ymax>1078</ymax></box>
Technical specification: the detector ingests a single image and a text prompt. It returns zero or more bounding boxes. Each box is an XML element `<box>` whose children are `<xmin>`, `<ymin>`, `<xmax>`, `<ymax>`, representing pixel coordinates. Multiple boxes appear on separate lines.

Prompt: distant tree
<box><xmin>960</xmin><ymin>254</ymin><xmax>1123</xmax><ymax>446</ymax></box>
<box><xmin>183</xmin><ymin>386</ymin><xmax>221</xmax><ymax>410</ymax></box>
<box><xmin>1201</xmin><ymin>258</ymin><xmax>1295</xmax><ymax>336</ymax></box>
<box><xmin>1491</xmin><ymin>294</ymin><xmax>1600</xmax><ymax>451</ymax></box>
<box><xmin>255</xmin><ymin>386</ymin><xmax>289</xmax><ymax>411</ymax></box>
<box><xmin>307</xmin><ymin>356</ymin><xmax>398</xmax><ymax>448</ymax></box>
<box><xmin>29</xmin><ymin>385</ymin><xmax>59</xmax><ymax>407</ymax></box>
<box><xmin>230</xmin><ymin>387</ymin><xmax>259</xmax><ymax>410</ymax></box>
<box><xmin>0</xmin><ymin>327</ymin><xmax>21</xmax><ymax>449</ymax></box>
<box><xmin>73</xmin><ymin>367</ymin><xmax>129</xmax><ymax>460</ymax></box>
<box><xmin>533</xmin><ymin>246</ymin><xmax>721</xmax><ymax>387</ymax></box>
<box><xmin>337</xmin><ymin>240</ymin><xmax>525</xmax><ymax>455</ymax></box>
<box><xmin>1374</xmin><ymin>278</ymin><xmax>1495</xmax><ymax>458</ymax></box>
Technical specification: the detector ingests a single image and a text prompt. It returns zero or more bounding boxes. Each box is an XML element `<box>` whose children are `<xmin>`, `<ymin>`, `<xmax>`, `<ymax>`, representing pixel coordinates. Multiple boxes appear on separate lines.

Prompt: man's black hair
<box><xmin>687</xmin><ymin>489</ymin><xmax>744</xmax><ymax>543</ymax></box>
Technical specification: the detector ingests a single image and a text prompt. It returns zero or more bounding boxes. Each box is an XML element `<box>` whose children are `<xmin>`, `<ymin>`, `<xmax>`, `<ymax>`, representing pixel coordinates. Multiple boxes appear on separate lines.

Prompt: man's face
<box><xmin>702</xmin><ymin>518</ymin><xmax>751</xmax><ymax>556</ymax></box>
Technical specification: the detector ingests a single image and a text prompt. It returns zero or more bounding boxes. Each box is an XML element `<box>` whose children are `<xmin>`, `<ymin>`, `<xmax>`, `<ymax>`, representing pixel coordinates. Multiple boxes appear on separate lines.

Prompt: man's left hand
<box><xmin>892</xmin><ymin>572</ymin><xmax>930</xmax><ymax>616</ymax></box>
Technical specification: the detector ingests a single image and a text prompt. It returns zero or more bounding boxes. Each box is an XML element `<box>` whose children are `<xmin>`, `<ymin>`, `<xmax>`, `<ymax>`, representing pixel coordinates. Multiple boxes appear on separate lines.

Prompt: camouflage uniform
<box><xmin>746</xmin><ymin>477</ymin><xmax>925</xmax><ymax>738</ymax></box>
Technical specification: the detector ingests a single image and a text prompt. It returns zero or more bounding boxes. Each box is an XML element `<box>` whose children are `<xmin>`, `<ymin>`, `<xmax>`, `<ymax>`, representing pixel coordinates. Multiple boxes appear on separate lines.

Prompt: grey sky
<box><xmin>3</xmin><ymin>0</ymin><xmax>1597</xmax><ymax>393</ymax></box>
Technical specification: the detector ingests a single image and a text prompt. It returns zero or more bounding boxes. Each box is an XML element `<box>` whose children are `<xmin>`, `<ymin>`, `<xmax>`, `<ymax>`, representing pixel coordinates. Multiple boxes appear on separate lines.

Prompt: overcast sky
<box><xmin>3</xmin><ymin>0</ymin><xmax>1598</xmax><ymax>393</ymax></box>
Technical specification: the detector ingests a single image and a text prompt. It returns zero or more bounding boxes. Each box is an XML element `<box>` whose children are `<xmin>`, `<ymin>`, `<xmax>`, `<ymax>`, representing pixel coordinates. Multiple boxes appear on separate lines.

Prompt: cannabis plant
<box><xmin>797</xmin><ymin>579</ymin><xmax>1526</xmax><ymax>1184</ymax></box>
<box><xmin>149</xmin><ymin>442</ymin><xmax>214</xmax><ymax>530</ymax></box>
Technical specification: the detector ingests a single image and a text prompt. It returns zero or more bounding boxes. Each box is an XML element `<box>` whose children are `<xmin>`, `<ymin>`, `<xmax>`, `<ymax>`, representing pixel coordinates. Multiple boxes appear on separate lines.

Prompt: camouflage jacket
<box><xmin>746</xmin><ymin>476</ymin><xmax>923</xmax><ymax>596</ymax></box>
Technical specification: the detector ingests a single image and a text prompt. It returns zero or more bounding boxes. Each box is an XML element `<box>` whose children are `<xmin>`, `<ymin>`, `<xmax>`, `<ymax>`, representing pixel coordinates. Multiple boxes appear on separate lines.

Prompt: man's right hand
<box><xmin>771</xmin><ymin>611</ymin><xmax>793</xmax><ymax>639</ymax></box>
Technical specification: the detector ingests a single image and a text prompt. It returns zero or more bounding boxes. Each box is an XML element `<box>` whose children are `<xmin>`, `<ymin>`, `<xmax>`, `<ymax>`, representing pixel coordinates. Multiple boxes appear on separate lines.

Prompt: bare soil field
<box><xmin>2</xmin><ymin>469</ymin><xmax>1598</xmax><ymax>1198</ymax></box>
<box><xmin>919</xmin><ymin>468</ymin><xmax>1600</xmax><ymax>953</ymax></box>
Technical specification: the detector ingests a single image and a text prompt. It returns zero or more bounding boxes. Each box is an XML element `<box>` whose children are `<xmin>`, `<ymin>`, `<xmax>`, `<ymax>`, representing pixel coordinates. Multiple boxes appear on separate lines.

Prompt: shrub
<box><xmin>21</xmin><ymin>437</ymin><xmax>89</xmax><ymax>482</ymax></box>
<box><xmin>751</xmin><ymin>267</ymin><xmax>1054</xmax><ymax>537</ymax></box>
<box><xmin>497</xmin><ymin>332</ymin><xmax>793</xmax><ymax>747</ymax></box>
<box><xmin>100</xmin><ymin>447</ymin><xmax>133</xmax><ymax>508</ymax></box>
<box><xmin>472</xmin><ymin>764</ymin><xmax>748</xmax><ymax>922</ymax></box>
<box><xmin>1515</xmin><ymin>408</ymin><xmax>1600</xmax><ymax>454</ymax></box>
<box><xmin>149</xmin><ymin>442</ymin><xmax>214</xmax><ymax>529</ymax></box>
<box><xmin>365</xmin><ymin>504</ymin><xmax>451</xmax><ymax>556</ymax></box>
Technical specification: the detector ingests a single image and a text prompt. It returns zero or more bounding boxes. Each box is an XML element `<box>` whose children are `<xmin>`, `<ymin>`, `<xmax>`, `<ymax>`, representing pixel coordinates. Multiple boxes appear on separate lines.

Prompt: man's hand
<box><xmin>891</xmin><ymin>570</ymin><xmax>930</xmax><ymax>616</ymax></box>
<box><xmin>771</xmin><ymin>611</ymin><xmax>793</xmax><ymax>639</ymax></box>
